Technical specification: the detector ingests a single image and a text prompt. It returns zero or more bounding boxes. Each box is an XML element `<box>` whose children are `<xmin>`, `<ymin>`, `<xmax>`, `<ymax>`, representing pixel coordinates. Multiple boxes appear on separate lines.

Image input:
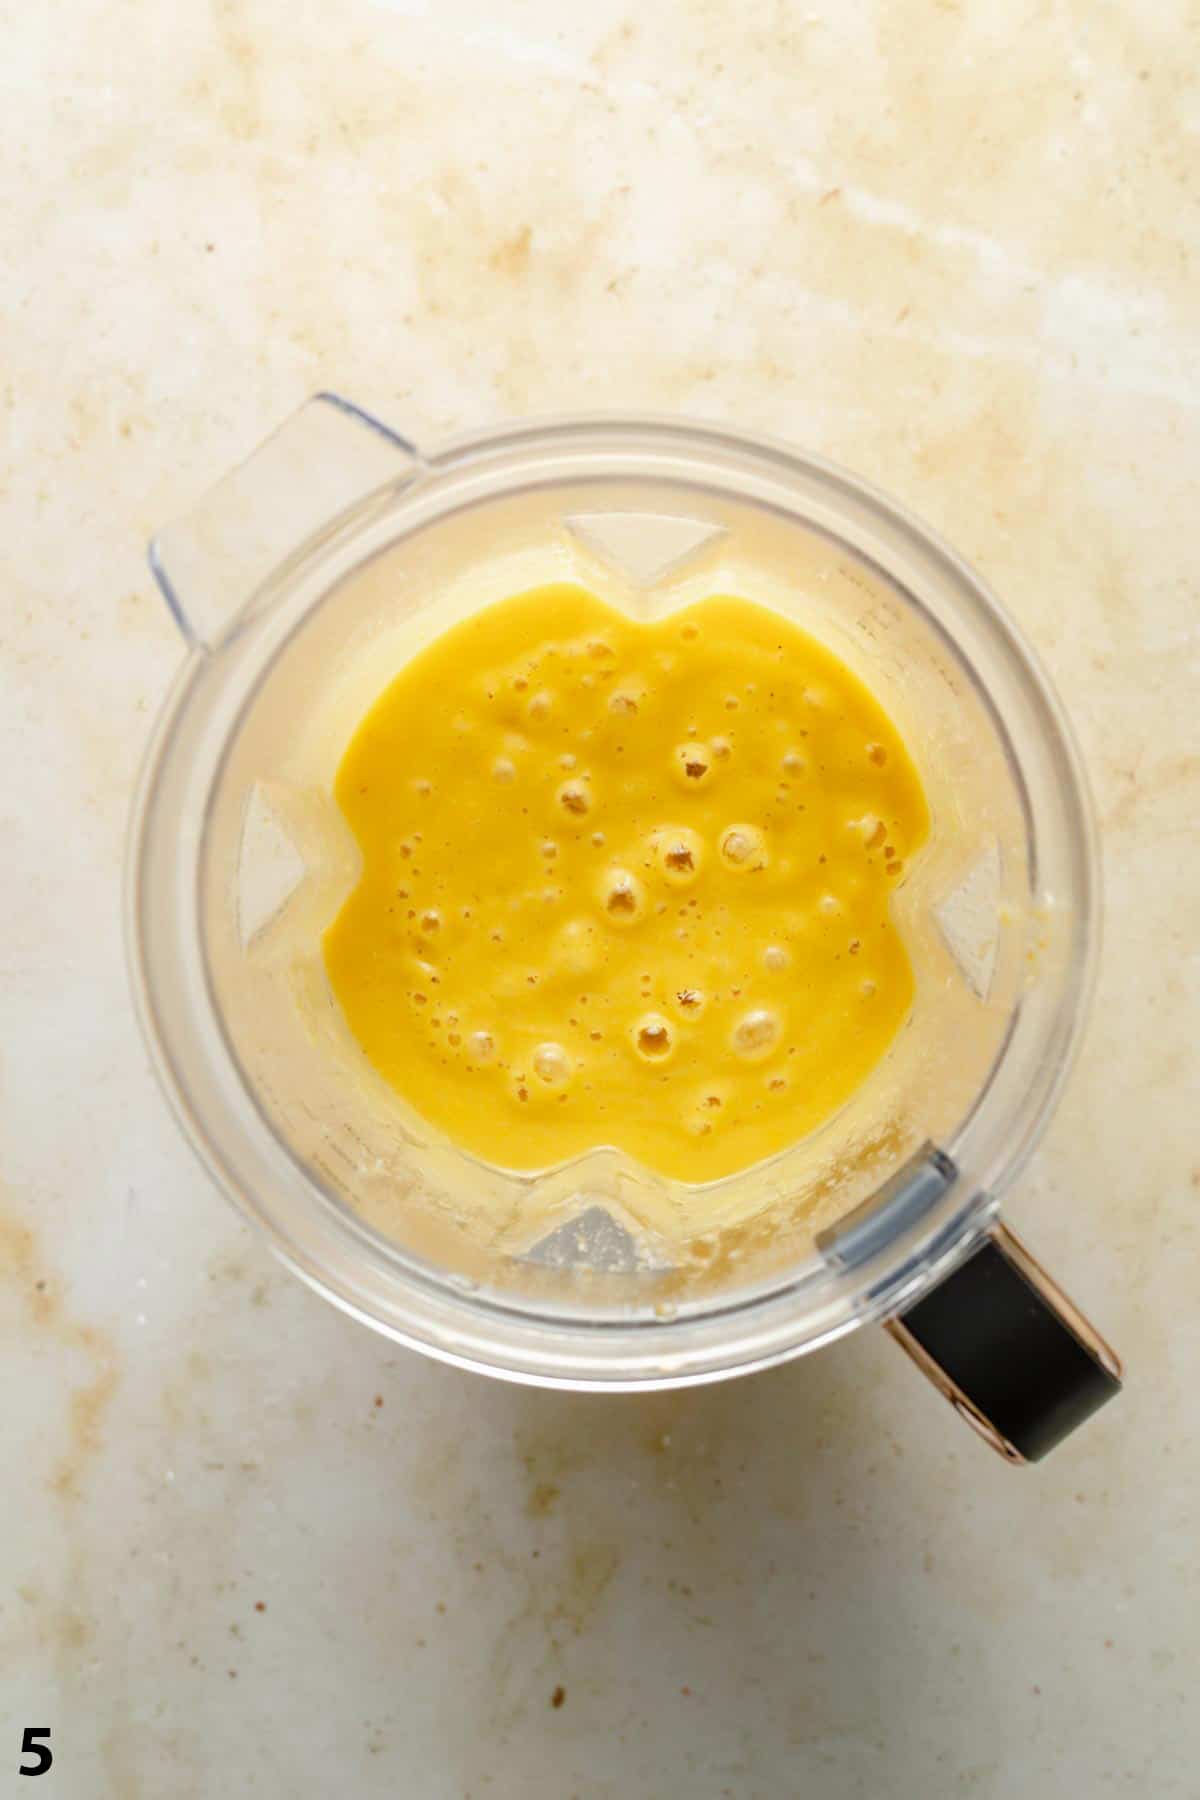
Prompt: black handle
<box><xmin>888</xmin><ymin>1223</ymin><xmax>1123</xmax><ymax>1463</ymax></box>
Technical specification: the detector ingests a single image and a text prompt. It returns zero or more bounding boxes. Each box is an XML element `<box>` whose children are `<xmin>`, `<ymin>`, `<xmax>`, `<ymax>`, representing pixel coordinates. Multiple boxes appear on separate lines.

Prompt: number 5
<box><xmin>19</xmin><ymin>1728</ymin><xmax>52</xmax><ymax>1776</ymax></box>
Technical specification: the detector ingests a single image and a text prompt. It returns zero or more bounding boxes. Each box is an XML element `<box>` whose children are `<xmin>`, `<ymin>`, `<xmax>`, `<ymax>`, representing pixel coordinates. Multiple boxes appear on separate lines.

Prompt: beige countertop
<box><xmin>3</xmin><ymin>1</ymin><xmax>1197</xmax><ymax>1793</ymax></box>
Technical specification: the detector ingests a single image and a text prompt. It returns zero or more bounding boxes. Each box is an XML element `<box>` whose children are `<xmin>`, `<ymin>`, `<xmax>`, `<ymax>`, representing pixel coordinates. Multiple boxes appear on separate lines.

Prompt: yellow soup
<box><xmin>324</xmin><ymin>585</ymin><xmax>929</xmax><ymax>1182</ymax></box>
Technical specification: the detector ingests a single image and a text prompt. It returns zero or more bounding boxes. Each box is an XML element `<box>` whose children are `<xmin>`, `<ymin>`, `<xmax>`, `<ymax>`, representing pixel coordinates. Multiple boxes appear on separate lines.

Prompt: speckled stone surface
<box><xmin>2</xmin><ymin>2</ymin><xmax>1197</xmax><ymax>1793</ymax></box>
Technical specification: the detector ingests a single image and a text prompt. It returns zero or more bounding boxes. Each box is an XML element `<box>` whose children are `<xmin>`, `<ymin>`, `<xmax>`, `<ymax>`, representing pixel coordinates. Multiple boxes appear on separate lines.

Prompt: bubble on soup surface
<box><xmin>673</xmin><ymin>742</ymin><xmax>713</xmax><ymax>786</ymax></box>
<box><xmin>558</xmin><ymin>779</ymin><xmax>591</xmax><ymax>815</ymax></box>
<box><xmin>601</xmin><ymin>868</ymin><xmax>644</xmax><ymax>922</ymax></box>
<box><xmin>532</xmin><ymin>1042</ymin><xmax>570</xmax><ymax>1085</ymax></box>
<box><xmin>719</xmin><ymin>824</ymin><xmax>767</xmax><ymax>871</ymax></box>
<box><xmin>656</xmin><ymin>827</ymin><xmax>703</xmax><ymax>884</ymax></box>
<box><xmin>633</xmin><ymin>1014</ymin><xmax>674</xmax><ymax>1061</ymax></box>
<box><xmin>731</xmin><ymin>1008</ymin><xmax>782</xmax><ymax>1060</ymax></box>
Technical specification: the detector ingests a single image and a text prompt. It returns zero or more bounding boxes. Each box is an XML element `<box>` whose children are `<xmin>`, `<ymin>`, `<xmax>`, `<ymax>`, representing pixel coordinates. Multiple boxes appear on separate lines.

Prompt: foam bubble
<box><xmin>674</xmin><ymin>741</ymin><xmax>713</xmax><ymax>786</ymax></box>
<box><xmin>633</xmin><ymin>1014</ymin><xmax>674</xmax><ymax>1061</ymax></box>
<box><xmin>601</xmin><ymin>868</ymin><xmax>645</xmax><ymax>923</ymax></box>
<box><xmin>719</xmin><ymin>824</ymin><xmax>768</xmax><ymax>871</ymax></box>
<box><xmin>527</xmin><ymin>689</ymin><xmax>553</xmax><ymax>720</ymax></box>
<box><xmin>655</xmin><ymin>827</ymin><xmax>704</xmax><ymax>884</ymax></box>
<box><xmin>731</xmin><ymin>1007</ymin><xmax>782</xmax><ymax>1059</ymax></box>
<box><xmin>533</xmin><ymin>1042</ymin><xmax>571</xmax><ymax>1085</ymax></box>
<box><xmin>558</xmin><ymin>779</ymin><xmax>591</xmax><ymax>816</ymax></box>
<box><xmin>762</xmin><ymin>944</ymin><xmax>789</xmax><ymax>972</ymax></box>
<box><xmin>492</xmin><ymin>757</ymin><xmax>517</xmax><ymax>785</ymax></box>
<box><xmin>818</xmin><ymin>893</ymin><xmax>841</xmax><ymax>916</ymax></box>
<box><xmin>609</xmin><ymin>692</ymin><xmax>639</xmax><ymax>716</ymax></box>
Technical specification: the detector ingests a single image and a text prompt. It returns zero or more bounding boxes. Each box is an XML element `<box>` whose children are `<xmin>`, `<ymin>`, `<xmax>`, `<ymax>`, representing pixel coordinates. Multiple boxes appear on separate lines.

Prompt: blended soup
<box><xmin>323</xmin><ymin>585</ymin><xmax>929</xmax><ymax>1182</ymax></box>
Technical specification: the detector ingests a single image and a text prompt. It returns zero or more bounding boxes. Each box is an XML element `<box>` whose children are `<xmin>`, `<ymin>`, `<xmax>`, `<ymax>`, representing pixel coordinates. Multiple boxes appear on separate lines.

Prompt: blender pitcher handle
<box><xmin>149</xmin><ymin>393</ymin><xmax>423</xmax><ymax>650</ymax></box>
<box><xmin>887</xmin><ymin>1222</ymin><xmax>1123</xmax><ymax>1464</ymax></box>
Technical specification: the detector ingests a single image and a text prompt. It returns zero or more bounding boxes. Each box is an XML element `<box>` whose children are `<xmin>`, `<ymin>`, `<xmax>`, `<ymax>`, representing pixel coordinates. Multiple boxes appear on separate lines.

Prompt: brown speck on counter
<box><xmin>254</xmin><ymin>1601</ymin><xmax>266</xmax><ymax>1613</ymax></box>
<box><xmin>373</xmin><ymin>1394</ymin><xmax>383</xmax><ymax>1408</ymax></box>
<box><xmin>528</xmin><ymin>1480</ymin><xmax>560</xmax><ymax>1517</ymax></box>
<box><xmin>1</xmin><ymin>1212</ymin><xmax>120</xmax><ymax>1502</ymax></box>
<box><xmin>489</xmin><ymin>224</ymin><xmax>533</xmax><ymax>276</ymax></box>
<box><xmin>551</xmin><ymin>1685</ymin><xmax>566</xmax><ymax>1709</ymax></box>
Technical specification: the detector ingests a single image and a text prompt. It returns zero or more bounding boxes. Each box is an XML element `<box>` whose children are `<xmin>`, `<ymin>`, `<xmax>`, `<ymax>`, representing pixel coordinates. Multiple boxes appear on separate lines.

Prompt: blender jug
<box><xmin>127</xmin><ymin>396</ymin><xmax>1121</xmax><ymax>1462</ymax></box>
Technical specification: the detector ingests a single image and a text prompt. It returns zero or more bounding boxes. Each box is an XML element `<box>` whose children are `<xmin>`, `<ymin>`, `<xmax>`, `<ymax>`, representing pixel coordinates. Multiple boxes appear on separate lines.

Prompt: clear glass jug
<box><xmin>126</xmin><ymin>396</ymin><xmax>1121</xmax><ymax>1461</ymax></box>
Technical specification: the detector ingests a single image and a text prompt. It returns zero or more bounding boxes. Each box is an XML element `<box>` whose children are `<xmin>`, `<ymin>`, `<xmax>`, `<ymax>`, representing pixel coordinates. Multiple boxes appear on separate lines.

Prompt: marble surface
<box><xmin>3</xmin><ymin>1</ymin><xmax>1198</xmax><ymax>1793</ymax></box>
